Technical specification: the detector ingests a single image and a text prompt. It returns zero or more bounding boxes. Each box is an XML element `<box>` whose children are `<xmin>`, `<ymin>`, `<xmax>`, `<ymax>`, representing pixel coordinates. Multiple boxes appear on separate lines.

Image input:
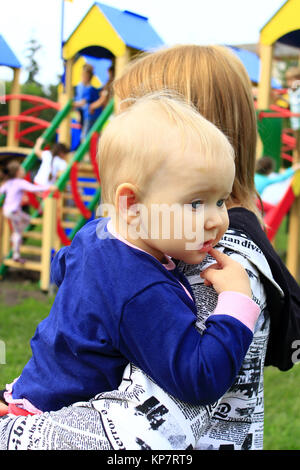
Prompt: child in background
<box><xmin>73</xmin><ymin>63</ymin><xmax>101</xmax><ymax>140</ymax></box>
<box><xmin>0</xmin><ymin>160</ymin><xmax>54</xmax><ymax>263</ymax></box>
<box><xmin>89</xmin><ymin>65</ymin><xmax>115</xmax><ymax>116</ymax></box>
<box><xmin>286</xmin><ymin>66</ymin><xmax>300</xmax><ymax>131</ymax></box>
<box><xmin>33</xmin><ymin>137</ymin><xmax>69</xmax><ymax>186</ymax></box>
<box><xmin>255</xmin><ymin>155</ymin><xmax>300</xmax><ymax>196</ymax></box>
<box><xmin>1</xmin><ymin>93</ymin><xmax>259</xmax><ymax>416</ymax></box>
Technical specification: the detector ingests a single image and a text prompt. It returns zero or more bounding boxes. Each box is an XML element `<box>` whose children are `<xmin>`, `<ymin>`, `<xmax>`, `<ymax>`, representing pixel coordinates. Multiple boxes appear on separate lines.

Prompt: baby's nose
<box><xmin>204</xmin><ymin>209</ymin><xmax>222</xmax><ymax>231</ymax></box>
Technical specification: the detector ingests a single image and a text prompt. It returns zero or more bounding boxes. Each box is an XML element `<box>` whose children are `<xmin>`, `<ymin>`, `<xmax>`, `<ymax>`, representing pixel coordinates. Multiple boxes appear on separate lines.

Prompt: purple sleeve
<box><xmin>19</xmin><ymin>180</ymin><xmax>49</xmax><ymax>193</ymax></box>
<box><xmin>0</xmin><ymin>183</ymin><xmax>7</xmax><ymax>194</ymax></box>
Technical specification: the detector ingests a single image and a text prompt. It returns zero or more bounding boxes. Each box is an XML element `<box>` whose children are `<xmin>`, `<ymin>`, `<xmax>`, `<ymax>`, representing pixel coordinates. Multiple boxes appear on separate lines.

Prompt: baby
<box><xmin>1</xmin><ymin>92</ymin><xmax>259</xmax><ymax>415</ymax></box>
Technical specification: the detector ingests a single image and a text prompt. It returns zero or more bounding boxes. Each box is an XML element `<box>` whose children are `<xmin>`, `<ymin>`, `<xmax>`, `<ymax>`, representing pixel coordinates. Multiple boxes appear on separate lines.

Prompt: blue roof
<box><xmin>95</xmin><ymin>2</ymin><xmax>164</xmax><ymax>51</ymax></box>
<box><xmin>229</xmin><ymin>46</ymin><xmax>281</xmax><ymax>89</ymax></box>
<box><xmin>0</xmin><ymin>35</ymin><xmax>21</xmax><ymax>68</ymax></box>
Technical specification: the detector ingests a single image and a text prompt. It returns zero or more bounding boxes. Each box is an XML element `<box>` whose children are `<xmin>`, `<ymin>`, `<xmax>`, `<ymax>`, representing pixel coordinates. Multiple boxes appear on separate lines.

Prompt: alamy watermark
<box><xmin>291</xmin><ymin>340</ymin><xmax>300</xmax><ymax>365</ymax></box>
<box><xmin>0</xmin><ymin>340</ymin><xmax>6</xmax><ymax>364</ymax></box>
<box><xmin>96</xmin><ymin>199</ymin><xmax>206</xmax><ymax>250</ymax></box>
<box><xmin>0</xmin><ymin>80</ymin><xmax>6</xmax><ymax>104</ymax></box>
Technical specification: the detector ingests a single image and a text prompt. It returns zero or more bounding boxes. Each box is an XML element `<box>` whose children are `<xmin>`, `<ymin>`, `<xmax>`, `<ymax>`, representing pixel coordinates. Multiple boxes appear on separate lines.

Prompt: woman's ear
<box><xmin>115</xmin><ymin>183</ymin><xmax>140</xmax><ymax>225</ymax></box>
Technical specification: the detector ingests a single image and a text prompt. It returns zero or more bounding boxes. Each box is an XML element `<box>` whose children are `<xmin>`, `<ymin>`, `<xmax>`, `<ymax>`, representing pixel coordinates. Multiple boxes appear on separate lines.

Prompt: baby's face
<box><xmin>136</xmin><ymin>139</ymin><xmax>235</xmax><ymax>264</ymax></box>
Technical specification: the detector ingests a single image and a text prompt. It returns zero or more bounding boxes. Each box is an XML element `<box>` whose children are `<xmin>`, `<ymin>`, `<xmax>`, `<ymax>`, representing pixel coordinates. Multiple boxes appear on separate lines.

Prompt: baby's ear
<box><xmin>115</xmin><ymin>183</ymin><xmax>140</xmax><ymax>224</ymax></box>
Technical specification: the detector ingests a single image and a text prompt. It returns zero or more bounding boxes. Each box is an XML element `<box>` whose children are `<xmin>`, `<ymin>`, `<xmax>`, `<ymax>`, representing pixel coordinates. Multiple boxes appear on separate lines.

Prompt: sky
<box><xmin>0</xmin><ymin>0</ymin><xmax>286</xmax><ymax>87</ymax></box>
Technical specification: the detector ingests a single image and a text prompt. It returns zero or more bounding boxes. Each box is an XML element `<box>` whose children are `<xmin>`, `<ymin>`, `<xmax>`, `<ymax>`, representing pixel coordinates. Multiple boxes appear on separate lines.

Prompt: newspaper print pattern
<box><xmin>0</xmin><ymin>229</ymin><xmax>278</xmax><ymax>450</ymax></box>
<box><xmin>184</xmin><ymin>228</ymin><xmax>272</xmax><ymax>450</ymax></box>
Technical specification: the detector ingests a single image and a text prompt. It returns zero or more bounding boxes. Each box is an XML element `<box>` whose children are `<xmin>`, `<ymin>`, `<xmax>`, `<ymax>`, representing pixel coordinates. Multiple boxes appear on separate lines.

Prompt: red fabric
<box><xmin>8</xmin><ymin>404</ymin><xmax>35</xmax><ymax>416</ymax></box>
<box><xmin>0</xmin><ymin>403</ymin><xmax>34</xmax><ymax>416</ymax></box>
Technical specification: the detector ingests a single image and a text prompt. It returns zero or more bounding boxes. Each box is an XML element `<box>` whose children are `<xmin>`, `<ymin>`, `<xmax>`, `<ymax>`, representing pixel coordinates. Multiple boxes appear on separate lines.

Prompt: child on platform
<box><xmin>0</xmin><ymin>160</ymin><xmax>54</xmax><ymax>263</ymax></box>
<box><xmin>1</xmin><ymin>93</ymin><xmax>259</xmax><ymax>416</ymax></box>
<box><xmin>33</xmin><ymin>137</ymin><xmax>69</xmax><ymax>186</ymax></box>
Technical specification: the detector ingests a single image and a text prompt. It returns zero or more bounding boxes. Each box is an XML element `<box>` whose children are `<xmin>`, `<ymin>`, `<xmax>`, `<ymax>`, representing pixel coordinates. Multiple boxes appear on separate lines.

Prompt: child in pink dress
<box><xmin>0</xmin><ymin>160</ymin><xmax>54</xmax><ymax>263</ymax></box>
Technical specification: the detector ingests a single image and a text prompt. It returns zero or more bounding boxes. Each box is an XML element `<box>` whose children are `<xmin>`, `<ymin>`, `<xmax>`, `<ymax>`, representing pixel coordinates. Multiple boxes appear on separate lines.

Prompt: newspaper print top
<box><xmin>0</xmin><ymin>229</ymin><xmax>280</xmax><ymax>450</ymax></box>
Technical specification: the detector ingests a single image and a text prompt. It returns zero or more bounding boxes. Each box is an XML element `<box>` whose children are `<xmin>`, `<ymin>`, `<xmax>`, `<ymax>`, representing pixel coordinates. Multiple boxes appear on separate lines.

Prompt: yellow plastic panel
<box><xmin>63</xmin><ymin>4</ymin><xmax>125</xmax><ymax>59</ymax></box>
<box><xmin>260</xmin><ymin>0</ymin><xmax>300</xmax><ymax>46</ymax></box>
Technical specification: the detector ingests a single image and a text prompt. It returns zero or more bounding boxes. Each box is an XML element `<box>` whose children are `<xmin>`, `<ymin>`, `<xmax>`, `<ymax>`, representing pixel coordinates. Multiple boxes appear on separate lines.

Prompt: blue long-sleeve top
<box><xmin>255</xmin><ymin>167</ymin><xmax>295</xmax><ymax>195</ymax></box>
<box><xmin>12</xmin><ymin>218</ymin><xmax>258</xmax><ymax>411</ymax></box>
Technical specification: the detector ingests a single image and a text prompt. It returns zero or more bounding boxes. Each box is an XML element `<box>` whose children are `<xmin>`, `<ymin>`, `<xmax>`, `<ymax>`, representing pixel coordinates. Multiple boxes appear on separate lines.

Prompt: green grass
<box><xmin>0</xmin><ymin>280</ymin><xmax>54</xmax><ymax>384</ymax></box>
<box><xmin>264</xmin><ymin>365</ymin><xmax>300</xmax><ymax>450</ymax></box>
<box><xmin>0</xmin><ymin>280</ymin><xmax>300</xmax><ymax>449</ymax></box>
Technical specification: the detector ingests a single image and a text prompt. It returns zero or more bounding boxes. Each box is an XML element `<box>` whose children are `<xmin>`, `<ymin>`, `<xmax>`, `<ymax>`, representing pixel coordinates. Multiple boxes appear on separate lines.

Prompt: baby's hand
<box><xmin>200</xmin><ymin>248</ymin><xmax>252</xmax><ymax>298</ymax></box>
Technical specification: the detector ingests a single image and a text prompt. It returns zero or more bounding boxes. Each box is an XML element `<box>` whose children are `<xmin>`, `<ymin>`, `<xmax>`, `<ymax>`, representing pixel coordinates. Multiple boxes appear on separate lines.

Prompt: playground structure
<box><xmin>0</xmin><ymin>1</ymin><xmax>300</xmax><ymax>289</ymax></box>
<box><xmin>0</xmin><ymin>3</ymin><xmax>164</xmax><ymax>290</ymax></box>
<box><xmin>257</xmin><ymin>0</ymin><xmax>300</xmax><ymax>279</ymax></box>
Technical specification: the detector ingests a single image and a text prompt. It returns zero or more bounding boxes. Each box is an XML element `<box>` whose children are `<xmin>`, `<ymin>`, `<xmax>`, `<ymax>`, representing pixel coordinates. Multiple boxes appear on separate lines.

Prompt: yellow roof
<box><xmin>63</xmin><ymin>2</ymin><xmax>163</xmax><ymax>60</ymax></box>
<box><xmin>260</xmin><ymin>0</ymin><xmax>300</xmax><ymax>46</ymax></box>
<box><xmin>63</xmin><ymin>4</ymin><xmax>125</xmax><ymax>60</ymax></box>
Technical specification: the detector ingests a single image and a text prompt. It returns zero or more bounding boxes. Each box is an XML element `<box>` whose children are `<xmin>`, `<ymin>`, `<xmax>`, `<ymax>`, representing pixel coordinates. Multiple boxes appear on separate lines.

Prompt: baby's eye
<box><xmin>191</xmin><ymin>200</ymin><xmax>204</xmax><ymax>210</ymax></box>
<box><xmin>216</xmin><ymin>199</ymin><xmax>226</xmax><ymax>208</ymax></box>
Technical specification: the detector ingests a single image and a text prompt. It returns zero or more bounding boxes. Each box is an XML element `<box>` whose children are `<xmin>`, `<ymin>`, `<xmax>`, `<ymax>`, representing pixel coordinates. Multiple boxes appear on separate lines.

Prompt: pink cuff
<box><xmin>3</xmin><ymin>378</ymin><xmax>42</xmax><ymax>415</ymax></box>
<box><xmin>212</xmin><ymin>291</ymin><xmax>260</xmax><ymax>332</ymax></box>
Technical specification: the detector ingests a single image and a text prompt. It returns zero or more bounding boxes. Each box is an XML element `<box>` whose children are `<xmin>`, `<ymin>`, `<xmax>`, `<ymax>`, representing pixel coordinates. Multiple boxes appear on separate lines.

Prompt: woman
<box><xmin>0</xmin><ymin>45</ymin><xmax>297</xmax><ymax>450</ymax></box>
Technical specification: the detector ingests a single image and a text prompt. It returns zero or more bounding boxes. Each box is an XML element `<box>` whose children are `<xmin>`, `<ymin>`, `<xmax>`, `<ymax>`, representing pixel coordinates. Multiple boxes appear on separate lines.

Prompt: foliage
<box><xmin>25</xmin><ymin>38</ymin><xmax>42</xmax><ymax>86</ymax></box>
<box><xmin>0</xmin><ymin>78</ymin><xmax>59</xmax><ymax>149</ymax></box>
<box><xmin>0</xmin><ymin>37</ymin><xmax>60</xmax><ymax>150</ymax></box>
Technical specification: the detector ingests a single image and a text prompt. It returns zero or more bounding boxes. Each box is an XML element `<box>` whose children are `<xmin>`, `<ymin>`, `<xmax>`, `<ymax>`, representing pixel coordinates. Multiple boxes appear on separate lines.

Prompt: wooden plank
<box><xmin>22</xmin><ymin>231</ymin><xmax>42</xmax><ymax>240</ymax></box>
<box><xmin>0</xmin><ymin>146</ymin><xmax>32</xmax><ymax>156</ymax></box>
<box><xmin>4</xmin><ymin>259</ymin><xmax>42</xmax><ymax>271</ymax></box>
<box><xmin>61</xmin><ymin>220</ymin><xmax>76</xmax><ymax>228</ymax></box>
<box><xmin>77</xmin><ymin>171</ymin><xmax>96</xmax><ymax>178</ymax></box>
<box><xmin>29</xmin><ymin>217</ymin><xmax>43</xmax><ymax>226</ymax></box>
<box><xmin>79</xmin><ymin>163</ymin><xmax>94</xmax><ymax>172</ymax></box>
<box><xmin>62</xmin><ymin>193</ymin><xmax>93</xmax><ymax>202</ymax></box>
<box><xmin>61</xmin><ymin>206</ymin><xmax>81</xmax><ymax>215</ymax></box>
<box><xmin>20</xmin><ymin>245</ymin><xmax>42</xmax><ymax>255</ymax></box>
<box><xmin>77</xmin><ymin>181</ymin><xmax>99</xmax><ymax>188</ymax></box>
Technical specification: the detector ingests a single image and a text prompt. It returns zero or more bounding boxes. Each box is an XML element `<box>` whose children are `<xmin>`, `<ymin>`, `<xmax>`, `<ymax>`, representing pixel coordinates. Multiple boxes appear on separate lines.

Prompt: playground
<box><xmin>0</xmin><ymin>0</ymin><xmax>300</xmax><ymax>451</ymax></box>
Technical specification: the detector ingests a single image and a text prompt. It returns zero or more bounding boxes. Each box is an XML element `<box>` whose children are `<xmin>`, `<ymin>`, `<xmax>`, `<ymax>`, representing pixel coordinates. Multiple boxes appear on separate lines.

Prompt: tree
<box><xmin>25</xmin><ymin>38</ymin><xmax>42</xmax><ymax>85</ymax></box>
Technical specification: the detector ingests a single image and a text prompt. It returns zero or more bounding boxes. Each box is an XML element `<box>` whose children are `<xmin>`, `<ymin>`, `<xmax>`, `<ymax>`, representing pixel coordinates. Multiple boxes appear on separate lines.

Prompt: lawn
<box><xmin>0</xmin><ymin>269</ymin><xmax>299</xmax><ymax>450</ymax></box>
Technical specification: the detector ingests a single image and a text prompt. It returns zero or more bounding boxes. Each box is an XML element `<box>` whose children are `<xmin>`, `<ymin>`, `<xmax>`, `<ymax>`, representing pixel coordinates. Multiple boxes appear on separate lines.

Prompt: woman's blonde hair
<box><xmin>113</xmin><ymin>44</ymin><xmax>259</xmax><ymax>216</ymax></box>
<box><xmin>99</xmin><ymin>91</ymin><xmax>234</xmax><ymax>205</ymax></box>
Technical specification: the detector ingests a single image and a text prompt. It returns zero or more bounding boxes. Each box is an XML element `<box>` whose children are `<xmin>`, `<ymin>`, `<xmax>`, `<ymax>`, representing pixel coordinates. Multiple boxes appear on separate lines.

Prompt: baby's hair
<box><xmin>113</xmin><ymin>44</ymin><xmax>260</xmax><ymax>218</ymax></box>
<box><xmin>98</xmin><ymin>91</ymin><xmax>235</xmax><ymax>205</ymax></box>
<box><xmin>6</xmin><ymin>160</ymin><xmax>21</xmax><ymax>179</ymax></box>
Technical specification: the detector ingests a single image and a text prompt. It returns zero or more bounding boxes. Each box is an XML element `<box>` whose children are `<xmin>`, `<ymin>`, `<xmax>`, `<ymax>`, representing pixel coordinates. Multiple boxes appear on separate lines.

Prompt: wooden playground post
<box><xmin>7</xmin><ymin>67</ymin><xmax>21</xmax><ymax>147</ymax></box>
<box><xmin>286</xmin><ymin>131</ymin><xmax>300</xmax><ymax>280</ymax></box>
<box><xmin>58</xmin><ymin>58</ymin><xmax>73</xmax><ymax>148</ymax></box>
<box><xmin>0</xmin><ymin>207</ymin><xmax>9</xmax><ymax>262</ymax></box>
<box><xmin>0</xmin><ymin>210</ymin><xmax>11</xmax><ymax>261</ymax></box>
<box><xmin>40</xmin><ymin>197</ymin><xmax>57</xmax><ymax>291</ymax></box>
<box><xmin>257</xmin><ymin>44</ymin><xmax>274</xmax><ymax>110</ymax></box>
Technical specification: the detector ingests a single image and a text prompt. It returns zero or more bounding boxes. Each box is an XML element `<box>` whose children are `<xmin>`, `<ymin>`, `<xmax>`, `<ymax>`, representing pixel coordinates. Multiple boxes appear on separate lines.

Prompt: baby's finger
<box><xmin>200</xmin><ymin>265</ymin><xmax>222</xmax><ymax>284</ymax></box>
<box><xmin>200</xmin><ymin>263</ymin><xmax>220</xmax><ymax>277</ymax></box>
<box><xmin>208</xmin><ymin>248</ymin><xmax>231</xmax><ymax>267</ymax></box>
